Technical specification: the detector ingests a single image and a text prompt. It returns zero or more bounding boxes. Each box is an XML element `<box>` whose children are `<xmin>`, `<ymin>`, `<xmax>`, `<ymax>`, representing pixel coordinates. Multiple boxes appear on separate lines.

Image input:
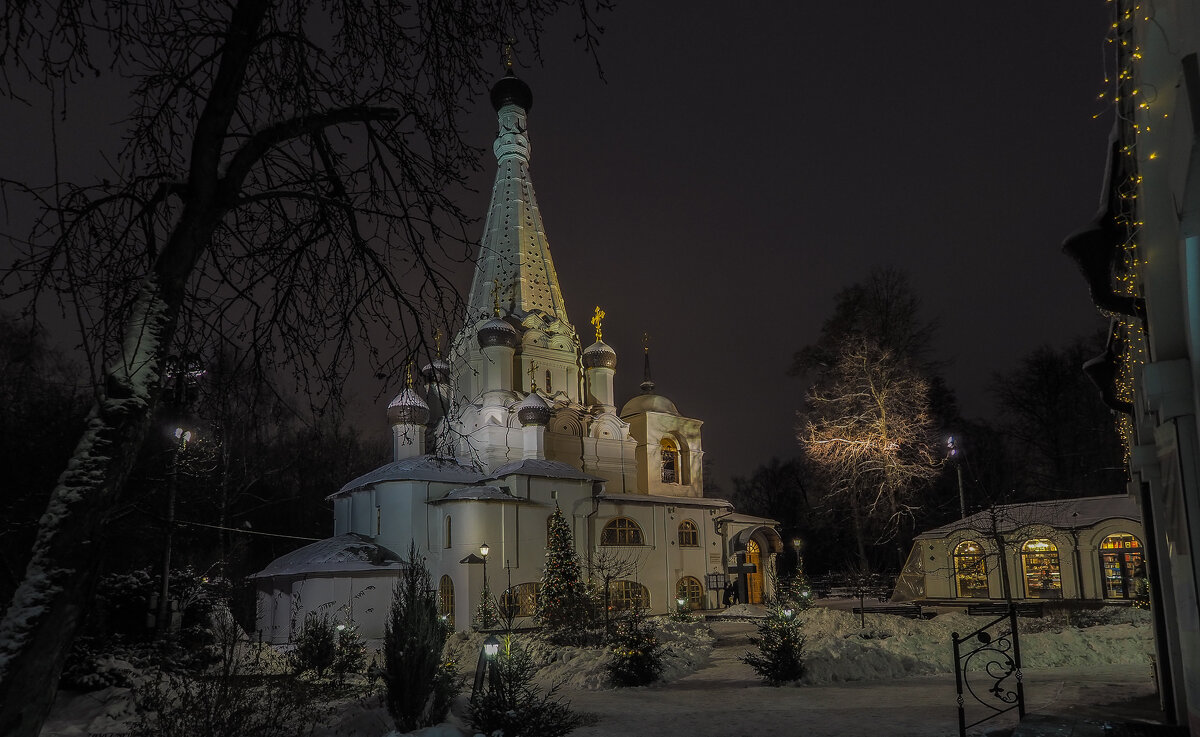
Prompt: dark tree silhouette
<box><xmin>0</xmin><ymin>3</ymin><xmax>605</xmax><ymax>734</ymax></box>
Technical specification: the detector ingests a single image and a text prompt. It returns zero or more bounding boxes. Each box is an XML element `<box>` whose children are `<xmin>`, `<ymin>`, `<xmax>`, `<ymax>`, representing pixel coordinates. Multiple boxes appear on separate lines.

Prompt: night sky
<box><xmin>1</xmin><ymin>3</ymin><xmax>1117</xmax><ymax>489</ymax></box>
<box><xmin>452</xmin><ymin>3</ymin><xmax>1117</xmax><ymax>487</ymax></box>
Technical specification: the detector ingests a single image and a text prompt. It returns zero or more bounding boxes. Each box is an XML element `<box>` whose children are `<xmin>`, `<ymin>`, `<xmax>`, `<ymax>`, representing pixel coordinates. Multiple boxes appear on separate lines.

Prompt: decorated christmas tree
<box><xmin>535</xmin><ymin>505</ymin><xmax>591</xmax><ymax>638</ymax></box>
<box><xmin>777</xmin><ymin>554</ymin><xmax>815</xmax><ymax>611</ymax></box>
<box><xmin>741</xmin><ymin>604</ymin><xmax>806</xmax><ymax>685</ymax></box>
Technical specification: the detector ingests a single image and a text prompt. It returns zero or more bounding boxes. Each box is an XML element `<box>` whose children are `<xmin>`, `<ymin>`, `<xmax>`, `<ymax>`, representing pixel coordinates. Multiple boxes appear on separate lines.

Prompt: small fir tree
<box><xmin>475</xmin><ymin>581</ymin><xmax>499</xmax><ymax>630</ymax></box>
<box><xmin>383</xmin><ymin>543</ymin><xmax>460</xmax><ymax>732</ymax></box>
<box><xmin>334</xmin><ymin>622</ymin><xmax>366</xmax><ymax>679</ymax></box>
<box><xmin>606</xmin><ymin>606</ymin><xmax>663</xmax><ymax>687</ymax></box>
<box><xmin>777</xmin><ymin>555</ymin><xmax>815</xmax><ymax>612</ymax></box>
<box><xmin>741</xmin><ymin>605</ymin><xmax>806</xmax><ymax>685</ymax></box>
<box><xmin>468</xmin><ymin>635</ymin><xmax>584</xmax><ymax>737</ymax></box>
<box><xmin>291</xmin><ymin>612</ymin><xmax>337</xmax><ymax>678</ymax></box>
<box><xmin>536</xmin><ymin>506</ymin><xmax>591</xmax><ymax>639</ymax></box>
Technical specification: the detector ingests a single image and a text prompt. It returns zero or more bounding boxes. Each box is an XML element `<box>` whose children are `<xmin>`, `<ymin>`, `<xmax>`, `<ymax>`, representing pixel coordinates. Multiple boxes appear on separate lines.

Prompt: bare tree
<box><xmin>800</xmin><ymin>338</ymin><xmax>942</xmax><ymax>569</ymax></box>
<box><xmin>587</xmin><ymin>546</ymin><xmax>641</xmax><ymax>635</ymax></box>
<box><xmin>0</xmin><ymin>3</ymin><xmax>604</xmax><ymax>735</ymax></box>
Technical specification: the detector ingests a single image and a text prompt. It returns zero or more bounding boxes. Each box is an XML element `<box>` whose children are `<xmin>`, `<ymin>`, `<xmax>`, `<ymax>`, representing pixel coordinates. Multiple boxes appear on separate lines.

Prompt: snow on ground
<box><xmin>40</xmin><ymin>605</ymin><xmax>1155</xmax><ymax>737</ymax></box>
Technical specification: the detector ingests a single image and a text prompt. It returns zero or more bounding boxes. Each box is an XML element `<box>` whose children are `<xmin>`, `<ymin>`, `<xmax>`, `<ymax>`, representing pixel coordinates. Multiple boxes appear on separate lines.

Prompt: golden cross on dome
<box><xmin>504</xmin><ymin>40</ymin><xmax>514</xmax><ymax>70</ymax></box>
<box><xmin>642</xmin><ymin>332</ymin><xmax>650</xmax><ymax>353</ymax></box>
<box><xmin>433</xmin><ymin>328</ymin><xmax>443</xmax><ymax>357</ymax></box>
<box><xmin>491</xmin><ymin>279</ymin><xmax>502</xmax><ymax>316</ymax></box>
<box><xmin>591</xmin><ymin>306</ymin><xmax>606</xmax><ymax>342</ymax></box>
<box><xmin>404</xmin><ymin>361</ymin><xmax>413</xmax><ymax>388</ymax></box>
<box><xmin>528</xmin><ymin>361</ymin><xmax>539</xmax><ymax>392</ymax></box>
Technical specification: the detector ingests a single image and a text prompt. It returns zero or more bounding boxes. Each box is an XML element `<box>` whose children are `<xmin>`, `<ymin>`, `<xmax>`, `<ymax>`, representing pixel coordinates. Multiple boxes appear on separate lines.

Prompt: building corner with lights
<box><xmin>248</xmin><ymin>69</ymin><xmax>782</xmax><ymax>643</ymax></box>
<box><xmin>1064</xmin><ymin>0</ymin><xmax>1200</xmax><ymax>729</ymax></box>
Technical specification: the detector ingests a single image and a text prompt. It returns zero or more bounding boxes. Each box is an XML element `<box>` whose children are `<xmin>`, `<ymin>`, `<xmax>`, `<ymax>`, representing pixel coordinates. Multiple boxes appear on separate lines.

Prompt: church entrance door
<box><xmin>746</xmin><ymin>539</ymin><xmax>763</xmax><ymax>604</ymax></box>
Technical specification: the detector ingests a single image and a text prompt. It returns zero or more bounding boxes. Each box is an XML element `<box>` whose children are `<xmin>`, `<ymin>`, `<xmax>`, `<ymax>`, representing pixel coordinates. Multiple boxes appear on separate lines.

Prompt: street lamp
<box><xmin>157</xmin><ymin>424</ymin><xmax>195</xmax><ymax>635</ymax></box>
<box><xmin>791</xmin><ymin>536</ymin><xmax>803</xmax><ymax>573</ymax></box>
<box><xmin>946</xmin><ymin>435</ymin><xmax>966</xmax><ymax>519</ymax></box>
<box><xmin>473</xmin><ymin>634</ymin><xmax>502</xmax><ymax>698</ymax></box>
<box><xmin>479</xmin><ymin>543</ymin><xmax>490</xmax><ymax>592</ymax></box>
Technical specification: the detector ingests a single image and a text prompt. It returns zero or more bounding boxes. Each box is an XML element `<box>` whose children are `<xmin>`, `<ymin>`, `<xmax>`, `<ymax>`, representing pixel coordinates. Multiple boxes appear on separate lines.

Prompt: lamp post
<box><xmin>157</xmin><ymin>426</ymin><xmax>193</xmax><ymax>635</ymax></box>
<box><xmin>791</xmin><ymin>536</ymin><xmax>803</xmax><ymax>574</ymax></box>
<box><xmin>472</xmin><ymin>633</ymin><xmax>502</xmax><ymax>698</ymax></box>
<box><xmin>946</xmin><ymin>435</ymin><xmax>965</xmax><ymax>519</ymax></box>
<box><xmin>480</xmin><ymin>542</ymin><xmax>490</xmax><ymax>593</ymax></box>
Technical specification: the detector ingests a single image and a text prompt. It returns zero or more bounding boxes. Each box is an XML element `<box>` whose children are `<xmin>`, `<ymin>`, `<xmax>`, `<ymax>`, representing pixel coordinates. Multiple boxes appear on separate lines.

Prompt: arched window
<box><xmin>601</xmin><ymin>517</ymin><xmax>644</xmax><ymax>546</ymax></box>
<box><xmin>608</xmin><ymin>580</ymin><xmax>649</xmax><ymax>611</ymax></box>
<box><xmin>676</xmin><ymin>576</ymin><xmax>704</xmax><ymax>610</ymax></box>
<box><xmin>444</xmin><ymin>515</ymin><xmax>452</xmax><ymax>549</ymax></box>
<box><xmin>438</xmin><ymin>575</ymin><xmax>455</xmax><ymax>629</ymax></box>
<box><xmin>660</xmin><ymin>437</ymin><xmax>680</xmax><ymax>484</ymax></box>
<box><xmin>678</xmin><ymin>520</ymin><xmax>699</xmax><ymax>547</ymax></box>
<box><xmin>1099</xmin><ymin>533</ymin><xmax>1145</xmax><ymax>599</ymax></box>
<box><xmin>500</xmin><ymin>582</ymin><xmax>539</xmax><ymax>618</ymax></box>
<box><xmin>954</xmin><ymin>540</ymin><xmax>990</xmax><ymax>599</ymax></box>
<box><xmin>1021</xmin><ymin>539</ymin><xmax>1062</xmax><ymax>599</ymax></box>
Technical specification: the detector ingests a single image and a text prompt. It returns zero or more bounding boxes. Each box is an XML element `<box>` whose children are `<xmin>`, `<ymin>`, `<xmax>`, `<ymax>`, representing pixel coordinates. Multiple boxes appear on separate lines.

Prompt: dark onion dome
<box><xmin>515</xmin><ymin>391</ymin><xmax>552</xmax><ymax>427</ymax></box>
<box><xmin>420</xmin><ymin>357</ymin><xmax>451</xmax><ymax>384</ymax></box>
<box><xmin>477</xmin><ymin>316</ymin><xmax>519</xmax><ymax>349</ymax></box>
<box><xmin>490</xmin><ymin>70</ymin><xmax>533</xmax><ymax>112</ymax></box>
<box><xmin>386</xmin><ymin>387</ymin><xmax>430</xmax><ymax>426</ymax></box>
<box><xmin>582</xmin><ymin>340</ymin><xmax>617</xmax><ymax>369</ymax></box>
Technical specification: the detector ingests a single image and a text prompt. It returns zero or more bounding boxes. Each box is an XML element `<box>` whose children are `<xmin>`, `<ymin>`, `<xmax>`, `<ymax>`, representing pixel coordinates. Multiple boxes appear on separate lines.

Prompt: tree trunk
<box><xmin>0</xmin><ymin>282</ymin><xmax>175</xmax><ymax>737</ymax></box>
<box><xmin>851</xmin><ymin>502</ymin><xmax>869</xmax><ymax>571</ymax></box>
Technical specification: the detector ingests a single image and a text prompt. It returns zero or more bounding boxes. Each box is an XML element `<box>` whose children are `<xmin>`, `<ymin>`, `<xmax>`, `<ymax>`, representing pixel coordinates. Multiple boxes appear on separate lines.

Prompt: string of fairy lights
<box><xmin>1101</xmin><ymin>0</ymin><xmax>1151</xmax><ymax>453</ymax></box>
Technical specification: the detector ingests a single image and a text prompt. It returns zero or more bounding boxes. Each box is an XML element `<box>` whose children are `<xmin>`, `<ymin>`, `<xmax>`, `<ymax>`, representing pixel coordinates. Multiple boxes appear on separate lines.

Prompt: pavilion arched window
<box><xmin>676</xmin><ymin>576</ymin><xmax>704</xmax><ymax>610</ymax></box>
<box><xmin>678</xmin><ymin>520</ymin><xmax>699</xmax><ymax>547</ymax></box>
<box><xmin>444</xmin><ymin>515</ymin><xmax>452</xmax><ymax>549</ymax></box>
<box><xmin>1099</xmin><ymin>533</ymin><xmax>1144</xmax><ymax>599</ymax></box>
<box><xmin>601</xmin><ymin>517</ymin><xmax>643</xmax><ymax>546</ymax></box>
<box><xmin>608</xmin><ymin>580</ymin><xmax>649</xmax><ymax>611</ymax></box>
<box><xmin>438</xmin><ymin>575</ymin><xmax>455</xmax><ymax>629</ymax></box>
<box><xmin>953</xmin><ymin>540</ymin><xmax>990</xmax><ymax>599</ymax></box>
<box><xmin>500</xmin><ymin>582</ymin><xmax>539</xmax><ymax>618</ymax></box>
<box><xmin>1020</xmin><ymin>539</ymin><xmax>1062</xmax><ymax>599</ymax></box>
<box><xmin>660</xmin><ymin>438</ymin><xmax>680</xmax><ymax>484</ymax></box>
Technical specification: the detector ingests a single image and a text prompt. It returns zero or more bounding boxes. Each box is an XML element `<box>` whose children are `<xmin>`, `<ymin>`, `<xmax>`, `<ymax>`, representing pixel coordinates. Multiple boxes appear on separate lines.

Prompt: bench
<box><xmin>966</xmin><ymin>602</ymin><xmax>1045</xmax><ymax>618</ymax></box>
<box><xmin>851</xmin><ymin>604</ymin><xmax>934</xmax><ymax>619</ymax></box>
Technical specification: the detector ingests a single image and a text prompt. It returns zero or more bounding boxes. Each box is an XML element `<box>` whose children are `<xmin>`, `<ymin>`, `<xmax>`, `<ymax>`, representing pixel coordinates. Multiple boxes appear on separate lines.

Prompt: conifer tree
<box><xmin>741</xmin><ymin>605</ymin><xmax>806</xmax><ymax>685</ymax></box>
<box><xmin>536</xmin><ymin>506</ymin><xmax>591</xmax><ymax>638</ymax></box>
<box><xmin>383</xmin><ymin>543</ymin><xmax>458</xmax><ymax>732</ymax></box>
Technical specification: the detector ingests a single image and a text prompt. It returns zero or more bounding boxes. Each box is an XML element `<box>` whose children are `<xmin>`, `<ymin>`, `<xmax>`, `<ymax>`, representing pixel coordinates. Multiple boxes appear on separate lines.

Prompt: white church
<box><xmin>251</xmin><ymin>70</ymin><xmax>782</xmax><ymax>642</ymax></box>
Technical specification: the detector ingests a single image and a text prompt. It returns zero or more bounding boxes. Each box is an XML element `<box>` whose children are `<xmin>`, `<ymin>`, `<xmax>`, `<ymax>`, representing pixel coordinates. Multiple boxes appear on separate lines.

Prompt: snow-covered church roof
<box><xmin>430</xmin><ymin>485</ymin><xmax>525</xmax><ymax>504</ymax></box>
<box><xmin>328</xmin><ymin>455</ymin><xmax>485</xmax><ymax>499</ymax></box>
<box><xmin>249</xmin><ymin>534</ymin><xmax>403</xmax><ymax>578</ymax></box>
<box><xmin>488</xmin><ymin>458</ymin><xmax>601</xmax><ymax>481</ymax></box>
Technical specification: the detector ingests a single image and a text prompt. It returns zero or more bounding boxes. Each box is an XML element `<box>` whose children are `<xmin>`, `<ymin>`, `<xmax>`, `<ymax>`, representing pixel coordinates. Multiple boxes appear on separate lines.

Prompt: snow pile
<box><xmin>795</xmin><ymin>607</ymin><xmax>1152</xmax><ymax>685</ymax></box>
<box><xmin>444</xmin><ymin>618</ymin><xmax>713</xmax><ymax>691</ymax></box>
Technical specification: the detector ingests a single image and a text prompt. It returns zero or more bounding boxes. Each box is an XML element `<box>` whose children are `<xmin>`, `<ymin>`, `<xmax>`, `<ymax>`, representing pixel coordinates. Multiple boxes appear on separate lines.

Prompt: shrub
<box><xmin>741</xmin><ymin>605</ymin><xmax>806</xmax><ymax>685</ymax></box>
<box><xmin>606</xmin><ymin>607</ymin><xmax>662</xmax><ymax>687</ymax></box>
<box><xmin>468</xmin><ymin>635</ymin><xmax>584</xmax><ymax>737</ymax></box>
<box><xmin>134</xmin><ymin>612</ymin><xmax>324</xmax><ymax>737</ymax></box>
<box><xmin>334</xmin><ymin>621</ymin><xmax>366</xmax><ymax>678</ymax></box>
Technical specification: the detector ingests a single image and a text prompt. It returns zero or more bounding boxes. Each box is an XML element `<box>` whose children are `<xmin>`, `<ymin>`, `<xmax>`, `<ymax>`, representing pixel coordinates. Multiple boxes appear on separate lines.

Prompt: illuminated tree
<box><xmin>800</xmin><ymin>338</ymin><xmax>942</xmax><ymax>569</ymax></box>
<box><xmin>0</xmin><ymin>3</ymin><xmax>604</xmax><ymax>735</ymax></box>
<box><xmin>536</xmin><ymin>506</ymin><xmax>590</xmax><ymax>639</ymax></box>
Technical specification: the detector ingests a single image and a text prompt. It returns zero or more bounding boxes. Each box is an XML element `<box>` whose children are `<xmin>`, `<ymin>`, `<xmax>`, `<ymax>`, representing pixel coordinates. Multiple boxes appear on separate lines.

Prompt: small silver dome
<box><xmin>387</xmin><ymin>387</ymin><xmax>431</xmax><ymax>426</ymax></box>
<box><xmin>515</xmin><ymin>392</ymin><xmax>552</xmax><ymax>427</ymax></box>
<box><xmin>477</xmin><ymin>317</ymin><xmax>519</xmax><ymax>349</ymax></box>
<box><xmin>420</xmin><ymin>357</ymin><xmax>451</xmax><ymax>383</ymax></box>
<box><xmin>582</xmin><ymin>340</ymin><xmax>617</xmax><ymax>369</ymax></box>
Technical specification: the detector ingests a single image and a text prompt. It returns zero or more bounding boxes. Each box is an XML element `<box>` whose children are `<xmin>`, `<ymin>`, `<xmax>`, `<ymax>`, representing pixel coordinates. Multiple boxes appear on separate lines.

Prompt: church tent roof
<box><xmin>249</xmin><ymin>533</ymin><xmax>403</xmax><ymax>579</ymax></box>
<box><xmin>329</xmin><ymin>455</ymin><xmax>485</xmax><ymax>499</ymax></box>
<box><xmin>914</xmin><ymin>494</ymin><xmax>1140</xmax><ymax>540</ymax></box>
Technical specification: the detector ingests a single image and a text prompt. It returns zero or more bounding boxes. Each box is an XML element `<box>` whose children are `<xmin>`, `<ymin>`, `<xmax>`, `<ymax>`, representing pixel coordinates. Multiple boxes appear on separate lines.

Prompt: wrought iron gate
<box><xmin>952</xmin><ymin>606</ymin><xmax>1025</xmax><ymax>736</ymax></box>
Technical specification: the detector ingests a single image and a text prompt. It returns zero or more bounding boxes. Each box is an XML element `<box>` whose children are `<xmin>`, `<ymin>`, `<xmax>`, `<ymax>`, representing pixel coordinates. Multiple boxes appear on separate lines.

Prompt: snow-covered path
<box><xmin>562</xmin><ymin>621</ymin><xmax>1157</xmax><ymax>737</ymax></box>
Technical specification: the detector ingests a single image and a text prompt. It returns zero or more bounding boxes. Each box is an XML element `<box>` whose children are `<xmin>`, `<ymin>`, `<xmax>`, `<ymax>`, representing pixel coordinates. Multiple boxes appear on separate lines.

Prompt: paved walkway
<box><xmin>563</xmin><ymin>621</ymin><xmax>1170</xmax><ymax>737</ymax></box>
